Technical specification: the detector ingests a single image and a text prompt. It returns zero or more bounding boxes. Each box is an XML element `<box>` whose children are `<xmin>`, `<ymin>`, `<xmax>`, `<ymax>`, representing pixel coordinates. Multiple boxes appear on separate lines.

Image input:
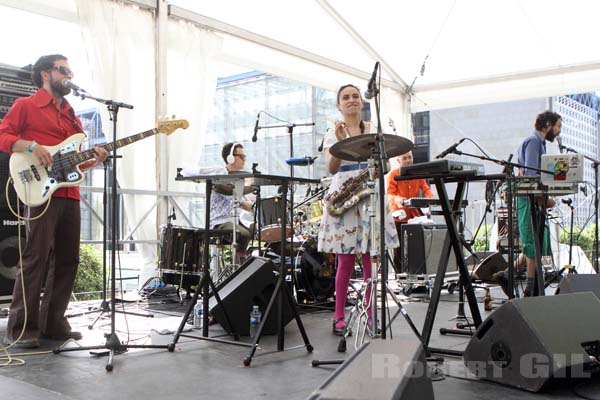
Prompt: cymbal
<box><xmin>329</xmin><ymin>134</ymin><xmax>414</xmax><ymax>162</ymax></box>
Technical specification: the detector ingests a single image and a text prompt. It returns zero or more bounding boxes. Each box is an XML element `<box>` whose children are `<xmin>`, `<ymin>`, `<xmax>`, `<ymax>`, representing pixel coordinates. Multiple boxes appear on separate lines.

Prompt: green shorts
<box><xmin>516</xmin><ymin>196</ymin><xmax>551</xmax><ymax>258</ymax></box>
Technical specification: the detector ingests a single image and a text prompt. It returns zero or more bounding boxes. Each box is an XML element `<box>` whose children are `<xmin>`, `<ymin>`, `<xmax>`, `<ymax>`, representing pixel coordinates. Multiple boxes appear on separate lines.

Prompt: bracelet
<box><xmin>25</xmin><ymin>141</ymin><xmax>37</xmax><ymax>154</ymax></box>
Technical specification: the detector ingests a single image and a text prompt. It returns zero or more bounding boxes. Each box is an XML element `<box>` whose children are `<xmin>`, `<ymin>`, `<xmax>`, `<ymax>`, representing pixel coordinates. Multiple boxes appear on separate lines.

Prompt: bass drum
<box><xmin>293</xmin><ymin>238</ymin><xmax>335</xmax><ymax>303</ymax></box>
<box><xmin>159</xmin><ymin>225</ymin><xmax>203</xmax><ymax>288</ymax></box>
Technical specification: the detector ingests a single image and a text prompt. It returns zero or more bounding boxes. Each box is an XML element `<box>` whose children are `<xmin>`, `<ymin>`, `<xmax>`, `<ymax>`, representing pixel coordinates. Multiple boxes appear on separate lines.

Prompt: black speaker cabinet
<box><xmin>0</xmin><ymin>210</ymin><xmax>26</xmax><ymax>303</ymax></box>
<box><xmin>309</xmin><ymin>338</ymin><xmax>434</xmax><ymax>400</ymax></box>
<box><xmin>463</xmin><ymin>292</ymin><xmax>600</xmax><ymax>392</ymax></box>
<box><xmin>472</xmin><ymin>252</ymin><xmax>508</xmax><ymax>282</ymax></box>
<box><xmin>0</xmin><ymin>152</ymin><xmax>17</xmax><ymax>210</ymax></box>
<box><xmin>556</xmin><ymin>274</ymin><xmax>600</xmax><ymax>299</ymax></box>
<box><xmin>209</xmin><ymin>256</ymin><xmax>294</xmax><ymax>336</ymax></box>
<box><xmin>401</xmin><ymin>224</ymin><xmax>457</xmax><ymax>275</ymax></box>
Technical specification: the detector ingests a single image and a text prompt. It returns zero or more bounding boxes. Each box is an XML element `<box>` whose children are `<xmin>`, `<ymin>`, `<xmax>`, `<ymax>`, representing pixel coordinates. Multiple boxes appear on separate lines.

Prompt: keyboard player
<box><xmin>386</xmin><ymin>151</ymin><xmax>434</xmax><ymax>273</ymax></box>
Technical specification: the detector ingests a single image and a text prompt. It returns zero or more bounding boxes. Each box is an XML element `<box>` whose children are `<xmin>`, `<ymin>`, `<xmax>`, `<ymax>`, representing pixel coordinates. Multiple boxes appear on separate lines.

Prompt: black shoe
<box><xmin>492</xmin><ymin>270</ymin><xmax>510</xmax><ymax>297</ymax></box>
<box><xmin>42</xmin><ymin>330</ymin><xmax>82</xmax><ymax>341</ymax></box>
<box><xmin>332</xmin><ymin>318</ymin><xmax>346</xmax><ymax>336</ymax></box>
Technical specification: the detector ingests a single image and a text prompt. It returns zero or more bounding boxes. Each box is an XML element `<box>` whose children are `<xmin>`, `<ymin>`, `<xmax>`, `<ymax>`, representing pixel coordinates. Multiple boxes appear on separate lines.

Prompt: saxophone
<box><xmin>324</xmin><ymin>168</ymin><xmax>372</xmax><ymax>217</ymax></box>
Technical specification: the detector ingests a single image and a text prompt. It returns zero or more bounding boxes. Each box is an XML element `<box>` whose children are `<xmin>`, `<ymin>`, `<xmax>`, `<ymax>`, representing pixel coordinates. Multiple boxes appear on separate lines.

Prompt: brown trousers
<box><xmin>6</xmin><ymin>198</ymin><xmax>80</xmax><ymax>340</ymax></box>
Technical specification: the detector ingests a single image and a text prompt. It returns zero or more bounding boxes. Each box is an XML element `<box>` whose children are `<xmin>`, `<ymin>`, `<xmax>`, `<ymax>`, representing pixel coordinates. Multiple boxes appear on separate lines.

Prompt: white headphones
<box><xmin>226</xmin><ymin>142</ymin><xmax>241</xmax><ymax>165</ymax></box>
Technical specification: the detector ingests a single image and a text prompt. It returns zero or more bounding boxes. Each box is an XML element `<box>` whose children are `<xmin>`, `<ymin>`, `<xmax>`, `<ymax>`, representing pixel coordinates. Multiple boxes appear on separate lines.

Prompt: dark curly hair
<box><xmin>534</xmin><ymin>111</ymin><xmax>562</xmax><ymax>131</ymax></box>
<box><xmin>32</xmin><ymin>54</ymin><xmax>67</xmax><ymax>88</ymax></box>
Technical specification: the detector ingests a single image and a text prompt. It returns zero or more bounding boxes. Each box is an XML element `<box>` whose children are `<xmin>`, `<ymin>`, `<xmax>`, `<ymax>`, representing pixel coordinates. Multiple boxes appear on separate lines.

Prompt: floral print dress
<box><xmin>317</xmin><ymin>129</ymin><xmax>399</xmax><ymax>256</ymax></box>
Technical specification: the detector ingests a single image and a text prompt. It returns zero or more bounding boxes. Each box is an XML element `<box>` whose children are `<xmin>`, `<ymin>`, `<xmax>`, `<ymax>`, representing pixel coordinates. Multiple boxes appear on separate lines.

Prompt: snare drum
<box><xmin>260</xmin><ymin>224</ymin><xmax>292</xmax><ymax>243</ymax></box>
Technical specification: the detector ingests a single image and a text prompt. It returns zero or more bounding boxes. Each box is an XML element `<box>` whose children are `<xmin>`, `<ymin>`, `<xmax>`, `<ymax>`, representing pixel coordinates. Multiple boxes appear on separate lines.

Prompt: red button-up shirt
<box><xmin>0</xmin><ymin>88</ymin><xmax>83</xmax><ymax>200</ymax></box>
<box><xmin>386</xmin><ymin>167</ymin><xmax>434</xmax><ymax>222</ymax></box>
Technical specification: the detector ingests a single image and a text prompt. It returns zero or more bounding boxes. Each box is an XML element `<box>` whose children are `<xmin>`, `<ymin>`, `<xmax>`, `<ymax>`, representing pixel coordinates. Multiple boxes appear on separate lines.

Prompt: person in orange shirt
<box><xmin>386</xmin><ymin>151</ymin><xmax>434</xmax><ymax>272</ymax></box>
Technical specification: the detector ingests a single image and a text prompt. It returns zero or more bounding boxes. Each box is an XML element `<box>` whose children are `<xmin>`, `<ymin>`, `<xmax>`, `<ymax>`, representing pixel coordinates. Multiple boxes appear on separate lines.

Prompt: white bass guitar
<box><xmin>10</xmin><ymin>119</ymin><xmax>189</xmax><ymax>207</ymax></box>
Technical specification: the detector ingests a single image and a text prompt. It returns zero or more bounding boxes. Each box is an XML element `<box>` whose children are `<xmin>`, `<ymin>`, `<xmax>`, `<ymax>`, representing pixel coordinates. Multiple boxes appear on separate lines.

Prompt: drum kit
<box><xmin>158</xmin><ymin>133</ymin><xmax>414</xmax><ymax>307</ymax></box>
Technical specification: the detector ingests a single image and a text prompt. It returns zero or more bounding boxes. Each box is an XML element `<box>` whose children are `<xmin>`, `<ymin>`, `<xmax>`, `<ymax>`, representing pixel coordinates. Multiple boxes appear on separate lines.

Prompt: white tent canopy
<box><xmin>1</xmin><ymin>0</ymin><xmax>599</xmax><ymax>280</ymax></box>
<box><xmin>169</xmin><ymin>0</ymin><xmax>600</xmax><ymax>110</ymax></box>
<box><xmin>5</xmin><ymin>0</ymin><xmax>600</xmax><ymax>110</ymax></box>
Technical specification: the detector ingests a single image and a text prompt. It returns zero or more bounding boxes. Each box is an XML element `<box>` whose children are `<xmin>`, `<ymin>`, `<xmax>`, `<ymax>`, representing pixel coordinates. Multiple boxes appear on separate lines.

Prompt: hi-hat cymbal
<box><xmin>329</xmin><ymin>134</ymin><xmax>414</xmax><ymax>162</ymax></box>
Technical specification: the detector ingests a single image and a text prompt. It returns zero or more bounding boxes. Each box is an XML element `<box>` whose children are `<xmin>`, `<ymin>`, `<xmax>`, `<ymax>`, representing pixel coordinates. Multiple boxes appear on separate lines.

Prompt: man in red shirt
<box><xmin>386</xmin><ymin>151</ymin><xmax>434</xmax><ymax>273</ymax></box>
<box><xmin>0</xmin><ymin>54</ymin><xmax>107</xmax><ymax>348</ymax></box>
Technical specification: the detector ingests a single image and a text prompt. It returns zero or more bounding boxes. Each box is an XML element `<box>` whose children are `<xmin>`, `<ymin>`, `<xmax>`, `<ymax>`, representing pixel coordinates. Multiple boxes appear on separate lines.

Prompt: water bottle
<box><xmin>194</xmin><ymin>300</ymin><xmax>204</xmax><ymax>329</ymax></box>
<box><xmin>249</xmin><ymin>305</ymin><xmax>262</xmax><ymax>339</ymax></box>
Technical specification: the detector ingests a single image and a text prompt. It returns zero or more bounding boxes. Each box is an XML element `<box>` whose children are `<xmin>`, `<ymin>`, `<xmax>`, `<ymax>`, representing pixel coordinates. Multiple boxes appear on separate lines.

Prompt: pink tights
<box><xmin>334</xmin><ymin>253</ymin><xmax>373</xmax><ymax>323</ymax></box>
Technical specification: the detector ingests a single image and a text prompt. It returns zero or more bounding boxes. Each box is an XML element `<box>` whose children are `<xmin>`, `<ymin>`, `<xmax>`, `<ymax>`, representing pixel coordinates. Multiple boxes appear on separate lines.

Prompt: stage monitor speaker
<box><xmin>401</xmin><ymin>224</ymin><xmax>457</xmax><ymax>275</ymax></box>
<box><xmin>209</xmin><ymin>256</ymin><xmax>293</xmax><ymax>336</ymax></box>
<box><xmin>0</xmin><ymin>210</ymin><xmax>26</xmax><ymax>303</ymax></box>
<box><xmin>464</xmin><ymin>251</ymin><xmax>495</xmax><ymax>269</ymax></box>
<box><xmin>309</xmin><ymin>338</ymin><xmax>434</xmax><ymax>400</ymax></box>
<box><xmin>463</xmin><ymin>292</ymin><xmax>600</xmax><ymax>392</ymax></box>
<box><xmin>556</xmin><ymin>274</ymin><xmax>600</xmax><ymax>299</ymax></box>
<box><xmin>472</xmin><ymin>252</ymin><xmax>508</xmax><ymax>282</ymax></box>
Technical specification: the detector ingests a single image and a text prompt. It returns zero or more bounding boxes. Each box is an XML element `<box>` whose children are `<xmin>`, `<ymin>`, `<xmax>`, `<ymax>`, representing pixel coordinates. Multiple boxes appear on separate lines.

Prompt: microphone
<box><xmin>252</xmin><ymin>112</ymin><xmax>260</xmax><ymax>143</ymax></box>
<box><xmin>561</xmin><ymin>198</ymin><xmax>573</xmax><ymax>206</ymax></box>
<box><xmin>435</xmin><ymin>138</ymin><xmax>465</xmax><ymax>159</ymax></box>
<box><xmin>285</xmin><ymin>156</ymin><xmax>317</xmax><ymax>166</ymax></box>
<box><xmin>557</xmin><ymin>137</ymin><xmax>564</xmax><ymax>153</ymax></box>
<box><xmin>61</xmin><ymin>79</ymin><xmax>85</xmax><ymax>93</ymax></box>
<box><xmin>318</xmin><ymin>136</ymin><xmax>325</xmax><ymax>152</ymax></box>
<box><xmin>502</xmin><ymin>153</ymin><xmax>513</xmax><ymax>175</ymax></box>
<box><xmin>364</xmin><ymin>61</ymin><xmax>380</xmax><ymax>100</ymax></box>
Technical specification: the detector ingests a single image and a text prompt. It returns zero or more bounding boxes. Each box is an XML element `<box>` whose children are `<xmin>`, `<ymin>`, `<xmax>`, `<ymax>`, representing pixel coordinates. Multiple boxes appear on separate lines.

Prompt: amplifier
<box><xmin>0</xmin><ymin>63</ymin><xmax>35</xmax><ymax>120</ymax></box>
<box><xmin>0</xmin><ymin>63</ymin><xmax>35</xmax><ymax>95</ymax></box>
<box><xmin>0</xmin><ymin>210</ymin><xmax>26</xmax><ymax>303</ymax></box>
<box><xmin>401</xmin><ymin>224</ymin><xmax>457</xmax><ymax>275</ymax></box>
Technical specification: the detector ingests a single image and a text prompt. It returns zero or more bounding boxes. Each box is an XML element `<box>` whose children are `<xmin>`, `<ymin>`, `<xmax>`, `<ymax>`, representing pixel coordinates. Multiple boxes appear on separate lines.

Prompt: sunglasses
<box><xmin>48</xmin><ymin>66</ymin><xmax>73</xmax><ymax>76</ymax></box>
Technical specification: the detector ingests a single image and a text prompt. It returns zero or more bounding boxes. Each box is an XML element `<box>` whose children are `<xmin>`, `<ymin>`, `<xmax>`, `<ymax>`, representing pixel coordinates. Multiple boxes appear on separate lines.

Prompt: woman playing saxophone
<box><xmin>317</xmin><ymin>84</ymin><xmax>398</xmax><ymax>335</ymax></box>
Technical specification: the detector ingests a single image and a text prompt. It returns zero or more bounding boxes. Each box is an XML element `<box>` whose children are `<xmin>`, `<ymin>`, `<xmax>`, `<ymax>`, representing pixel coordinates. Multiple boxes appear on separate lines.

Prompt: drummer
<box><xmin>317</xmin><ymin>84</ymin><xmax>399</xmax><ymax>336</ymax></box>
<box><xmin>210</xmin><ymin>142</ymin><xmax>255</xmax><ymax>264</ymax></box>
<box><xmin>386</xmin><ymin>150</ymin><xmax>434</xmax><ymax>273</ymax></box>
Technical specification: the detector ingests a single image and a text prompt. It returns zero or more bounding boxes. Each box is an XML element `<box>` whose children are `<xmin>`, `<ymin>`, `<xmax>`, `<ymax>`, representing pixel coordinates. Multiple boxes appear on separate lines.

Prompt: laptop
<box><xmin>540</xmin><ymin>154</ymin><xmax>584</xmax><ymax>187</ymax></box>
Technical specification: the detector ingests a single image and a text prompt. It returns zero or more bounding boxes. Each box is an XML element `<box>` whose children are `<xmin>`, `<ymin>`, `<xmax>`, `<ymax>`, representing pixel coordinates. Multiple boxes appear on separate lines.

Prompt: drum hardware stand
<box><xmin>229</xmin><ymin>180</ymin><xmax>242</xmax><ymax>266</ymax></box>
<box><xmin>167</xmin><ymin>174</ymin><xmax>317</xmax><ymax>364</ymax></box>
<box><xmin>243</xmin><ymin>178</ymin><xmax>313</xmax><ymax>366</ymax></box>
<box><xmin>546</xmin><ymin>198</ymin><xmax>577</xmax><ymax>289</ymax></box>
<box><xmin>257</xmin><ymin>119</ymin><xmax>315</xmax><ymax>290</ymax></box>
<box><xmin>53</xmin><ymin>93</ymin><xmax>167</xmax><ymax>371</ymax></box>
<box><xmin>169</xmin><ymin>179</ymin><xmax>248</xmax><ymax>351</ymax></box>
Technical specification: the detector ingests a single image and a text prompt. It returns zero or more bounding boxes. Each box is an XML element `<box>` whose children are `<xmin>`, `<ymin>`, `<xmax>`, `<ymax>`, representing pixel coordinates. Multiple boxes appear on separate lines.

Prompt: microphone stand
<box><xmin>255</xmin><ymin>121</ymin><xmax>315</xmax><ymax>284</ymax></box>
<box><xmin>370</xmin><ymin>64</ymin><xmax>388</xmax><ymax>339</ymax></box>
<box><xmin>448</xmin><ymin>148</ymin><xmax>554</xmax><ymax>298</ymax></box>
<box><xmin>53</xmin><ymin>89</ymin><xmax>168</xmax><ymax>371</ymax></box>
<box><xmin>561</xmin><ymin>145</ymin><xmax>600</xmax><ymax>273</ymax></box>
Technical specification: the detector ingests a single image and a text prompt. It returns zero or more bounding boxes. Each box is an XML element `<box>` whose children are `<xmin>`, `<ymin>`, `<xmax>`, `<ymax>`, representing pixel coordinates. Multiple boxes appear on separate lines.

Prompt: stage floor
<box><xmin>0</xmin><ymin>284</ymin><xmax>599</xmax><ymax>400</ymax></box>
